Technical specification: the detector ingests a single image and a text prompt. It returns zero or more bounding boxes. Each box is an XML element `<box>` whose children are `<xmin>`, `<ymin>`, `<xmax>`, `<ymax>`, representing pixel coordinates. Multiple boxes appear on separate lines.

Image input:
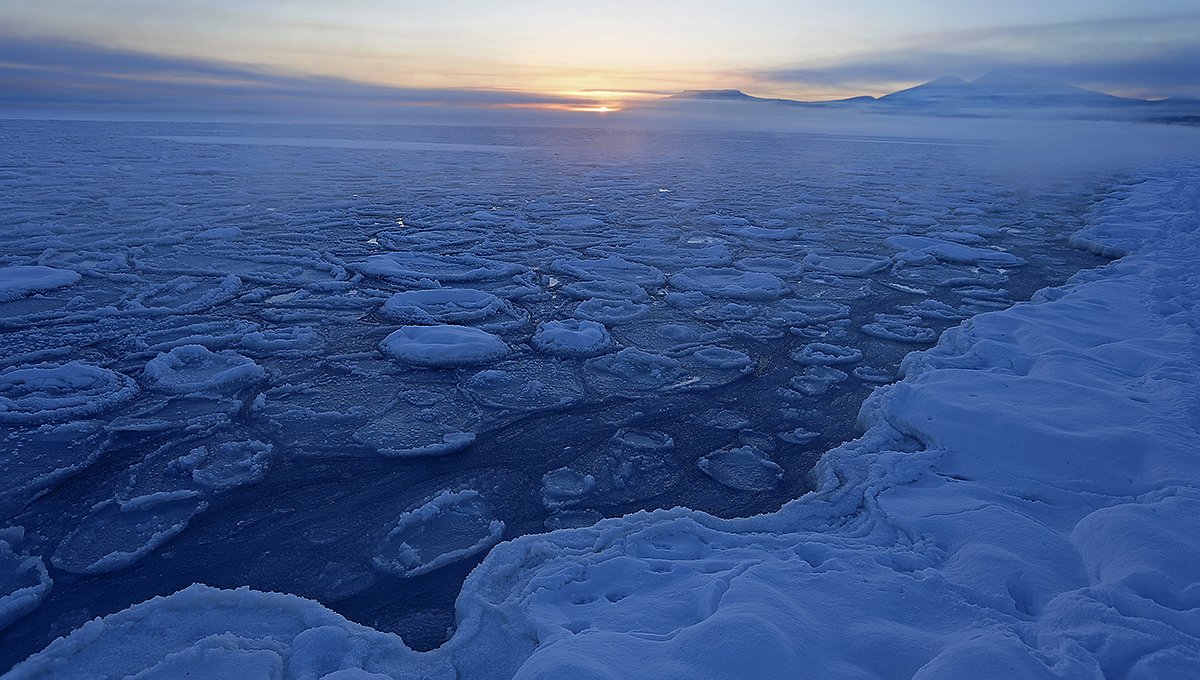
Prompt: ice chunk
<box><xmin>240</xmin><ymin>326</ymin><xmax>323</xmax><ymax>355</ymax></box>
<box><xmin>573</xmin><ymin>297</ymin><xmax>650</xmax><ymax>325</ymax></box>
<box><xmin>670</xmin><ymin>267</ymin><xmax>789</xmax><ymax>301</ymax></box>
<box><xmin>532</xmin><ymin>319</ymin><xmax>614</xmax><ymax>358</ymax></box>
<box><xmin>142</xmin><ymin>345</ymin><xmax>266</xmax><ymax>395</ymax></box>
<box><xmin>791</xmin><ymin>342</ymin><xmax>863</xmax><ymax>366</ymax></box>
<box><xmin>353</xmin><ymin>388</ymin><xmax>479</xmax><ymax>457</ymax></box>
<box><xmin>560</xmin><ymin>279</ymin><xmax>649</xmax><ymax>302</ymax></box>
<box><xmin>691</xmin><ymin>346</ymin><xmax>755</xmax><ymax>371</ymax></box>
<box><xmin>0</xmin><ymin>536</ymin><xmax>52</xmax><ymax>631</ymax></box>
<box><xmin>886</xmin><ymin>235</ymin><xmax>1025</xmax><ymax>266</ymax></box>
<box><xmin>373</xmin><ymin>490</ymin><xmax>504</xmax><ymax>578</ymax></box>
<box><xmin>853</xmin><ymin>365</ymin><xmax>895</xmax><ymax>384</ymax></box>
<box><xmin>170</xmin><ymin>440</ymin><xmax>273</xmax><ymax>492</ymax></box>
<box><xmin>861</xmin><ymin>314</ymin><xmax>938</xmax><ymax>344</ymax></box>
<box><xmin>128</xmin><ymin>275</ymin><xmax>241</xmax><ymax>314</ymax></box>
<box><xmin>777</xmin><ymin>427</ymin><xmax>820</xmax><ymax>445</ymax></box>
<box><xmin>378</xmin><ymin>325</ymin><xmax>509</xmax><ymax>368</ymax></box>
<box><xmin>550</xmin><ymin>256</ymin><xmax>665</xmax><ymax>288</ymax></box>
<box><xmin>0</xmin><ymin>421</ymin><xmax>108</xmax><ymax>512</ymax></box>
<box><xmin>802</xmin><ymin>252</ymin><xmax>891</xmax><ymax>277</ymax></box>
<box><xmin>379</xmin><ymin>288</ymin><xmax>509</xmax><ymax>325</ymax></box>
<box><xmin>583</xmin><ymin>348</ymin><xmax>683</xmax><ymax>395</ymax></box>
<box><xmin>51</xmin><ymin>491</ymin><xmax>209</xmax><ymax>575</ymax></box>
<box><xmin>358</xmin><ymin>252</ymin><xmax>525</xmax><ymax>283</ymax></box>
<box><xmin>541</xmin><ymin>467</ymin><xmax>596</xmax><ymax>509</ymax></box>
<box><xmin>788</xmin><ymin>366</ymin><xmax>849</xmax><ymax>396</ymax></box>
<box><xmin>0</xmin><ymin>265</ymin><xmax>81</xmax><ymax>302</ymax></box>
<box><xmin>697</xmin><ymin>445</ymin><xmax>783</xmax><ymax>491</ymax></box>
<box><xmin>0</xmin><ymin>362</ymin><xmax>139</xmax><ymax>424</ymax></box>
<box><xmin>464</xmin><ymin>362</ymin><xmax>584</xmax><ymax>412</ymax></box>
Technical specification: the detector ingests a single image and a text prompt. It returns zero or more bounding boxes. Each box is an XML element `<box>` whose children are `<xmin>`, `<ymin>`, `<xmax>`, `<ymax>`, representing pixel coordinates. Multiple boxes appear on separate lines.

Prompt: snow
<box><xmin>8</xmin><ymin>159</ymin><xmax>1197</xmax><ymax>678</ymax></box>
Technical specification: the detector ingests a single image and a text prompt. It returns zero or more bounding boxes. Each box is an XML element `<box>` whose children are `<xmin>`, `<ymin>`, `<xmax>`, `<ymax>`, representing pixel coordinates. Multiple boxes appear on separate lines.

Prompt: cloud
<box><xmin>749</xmin><ymin>15</ymin><xmax>1200</xmax><ymax>98</ymax></box>
<box><xmin>0</xmin><ymin>36</ymin><xmax>604</xmax><ymax>117</ymax></box>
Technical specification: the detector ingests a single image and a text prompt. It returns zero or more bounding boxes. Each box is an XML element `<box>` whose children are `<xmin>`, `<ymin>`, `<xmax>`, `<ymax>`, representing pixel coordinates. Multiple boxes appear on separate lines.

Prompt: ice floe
<box><xmin>373</xmin><ymin>490</ymin><xmax>505</xmax><ymax>578</ymax></box>
<box><xmin>378</xmin><ymin>325</ymin><xmax>510</xmax><ymax>368</ymax></box>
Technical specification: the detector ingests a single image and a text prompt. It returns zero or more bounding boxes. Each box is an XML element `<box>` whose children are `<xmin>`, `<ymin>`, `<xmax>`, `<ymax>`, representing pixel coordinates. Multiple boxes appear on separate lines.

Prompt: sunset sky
<box><xmin>2</xmin><ymin>0</ymin><xmax>1197</xmax><ymax>116</ymax></box>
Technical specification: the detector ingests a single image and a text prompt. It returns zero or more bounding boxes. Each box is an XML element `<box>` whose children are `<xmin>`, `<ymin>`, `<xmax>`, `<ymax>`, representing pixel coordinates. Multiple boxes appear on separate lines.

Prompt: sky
<box><xmin>1</xmin><ymin>0</ymin><xmax>1197</xmax><ymax>118</ymax></box>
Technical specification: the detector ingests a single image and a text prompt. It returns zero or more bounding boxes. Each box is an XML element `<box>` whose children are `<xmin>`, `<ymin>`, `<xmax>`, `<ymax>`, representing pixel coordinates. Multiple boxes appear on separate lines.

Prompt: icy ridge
<box><xmin>7</xmin><ymin>162</ymin><xmax>1200</xmax><ymax>679</ymax></box>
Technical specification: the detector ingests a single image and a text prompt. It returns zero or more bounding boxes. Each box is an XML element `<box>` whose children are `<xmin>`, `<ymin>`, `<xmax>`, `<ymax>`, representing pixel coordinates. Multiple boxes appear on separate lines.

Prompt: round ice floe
<box><xmin>734</xmin><ymin>256</ymin><xmax>805</xmax><ymax>278</ymax></box>
<box><xmin>551</xmin><ymin>256</ymin><xmax>665</xmax><ymax>288</ymax></box>
<box><xmin>789</xmin><ymin>366</ymin><xmax>849</xmax><ymax>396</ymax></box>
<box><xmin>0</xmin><ymin>535</ymin><xmax>52</xmax><ymax>631</ymax></box>
<box><xmin>670</xmin><ymin>267</ymin><xmax>789</xmax><ymax>301</ymax></box>
<box><xmin>0</xmin><ymin>421</ymin><xmax>107</xmax><ymax>512</ymax></box>
<box><xmin>373</xmin><ymin>490</ymin><xmax>504</xmax><ymax>578</ymax></box>
<box><xmin>380</xmin><ymin>288</ymin><xmax>505</xmax><ymax>324</ymax></box>
<box><xmin>0</xmin><ymin>362</ymin><xmax>139</xmax><ymax>425</ymax></box>
<box><xmin>0</xmin><ymin>265</ymin><xmax>81</xmax><ymax>303</ymax></box>
<box><xmin>170</xmin><ymin>440</ymin><xmax>273</xmax><ymax>492</ymax></box>
<box><xmin>573</xmin><ymin>297</ymin><xmax>650</xmax><ymax>325</ymax></box>
<box><xmin>697</xmin><ymin>446</ymin><xmax>783</xmax><ymax>491</ymax></box>
<box><xmin>861</xmin><ymin>314</ymin><xmax>938</xmax><ymax>344</ymax></box>
<box><xmin>129</xmin><ymin>275</ymin><xmax>241</xmax><ymax>314</ymax></box>
<box><xmin>52</xmin><ymin>491</ymin><xmax>208</xmax><ymax>575</ymax></box>
<box><xmin>899</xmin><ymin>299</ymin><xmax>968</xmax><ymax>321</ymax></box>
<box><xmin>561</xmin><ymin>279</ymin><xmax>649</xmax><ymax>302</ymax></box>
<box><xmin>464</xmin><ymin>363</ymin><xmax>584</xmax><ymax>412</ymax></box>
<box><xmin>533</xmin><ymin>319</ymin><xmax>613</xmax><ymax>358</ymax></box>
<box><xmin>791</xmin><ymin>342</ymin><xmax>863</xmax><ymax>366</ymax></box>
<box><xmin>583</xmin><ymin>348</ymin><xmax>683</xmax><ymax>394</ymax></box>
<box><xmin>379</xmin><ymin>325</ymin><xmax>509</xmax><ymax>368</ymax></box>
<box><xmin>240</xmin><ymin>326</ymin><xmax>322</xmax><ymax>355</ymax></box>
<box><xmin>885</xmin><ymin>235</ymin><xmax>1024</xmax><ymax>267</ymax></box>
<box><xmin>853</xmin><ymin>365</ymin><xmax>894</xmax><ymax>384</ymax></box>
<box><xmin>143</xmin><ymin>345</ymin><xmax>266</xmax><ymax>395</ymax></box>
<box><xmin>353</xmin><ymin>388</ymin><xmax>480</xmax><ymax>457</ymax></box>
<box><xmin>705</xmin><ymin>408</ymin><xmax>750</xmax><ymax>430</ymax></box>
<box><xmin>778</xmin><ymin>427</ymin><xmax>820</xmax><ymax>445</ymax></box>
<box><xmin>358</xmin><ymin>252</ymin><xmax>526</xmax><ymax>283</ymax></box>
<box><xmin>691</xmin><ymin>346</ymin><xmax>755</xmax><ymax>370</ymax></box>
<box><xmin>131</xmin><ymin>319</ymin><xmax>260</xmax><ymax>354</ymax></box>
<box><xmin>541</xmin><ymin>467</ymin><xmax>596</xmax><ymax>508</ymax></box>
<box><xmin>594</xmin><ymin>237</ymin><xmax>732</xmax><ymax>269</ymax></box>
<box><xmin>802</xmin><ymin>253</ymin><xmax>891</xmax><ymax>277</ymax></box>
<box><xmin>760</xmin><ymin>299</ymin><xmax>850</xmax><ymax>326</ymax></box>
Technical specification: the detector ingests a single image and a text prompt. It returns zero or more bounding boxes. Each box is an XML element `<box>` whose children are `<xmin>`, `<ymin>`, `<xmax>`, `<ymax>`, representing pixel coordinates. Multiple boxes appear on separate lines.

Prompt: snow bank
<box><xmin>9</xmin><ymin>162</ymin><xmax>1200</xmax><ymax>678</ymax></box>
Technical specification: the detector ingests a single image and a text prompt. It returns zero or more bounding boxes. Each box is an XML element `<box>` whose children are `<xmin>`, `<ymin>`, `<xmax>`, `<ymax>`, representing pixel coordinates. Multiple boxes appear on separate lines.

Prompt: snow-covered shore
<box><xmin>7</xmin><ymin>161</ymin><xmax>1198</xmax><ymax>678</ymax></box>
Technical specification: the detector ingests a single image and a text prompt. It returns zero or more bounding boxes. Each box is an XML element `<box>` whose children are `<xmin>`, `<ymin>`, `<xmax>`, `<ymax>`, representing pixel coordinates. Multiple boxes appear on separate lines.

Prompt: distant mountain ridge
<box><xmin>672</xmin><ymin>72</ymin><xmax>1178</xmax><ymax>108</ymax></box>
<box><xmin>665</xmin><ymin>72</ymin><xmax>1198</xmax><ymax>124</ymax></box>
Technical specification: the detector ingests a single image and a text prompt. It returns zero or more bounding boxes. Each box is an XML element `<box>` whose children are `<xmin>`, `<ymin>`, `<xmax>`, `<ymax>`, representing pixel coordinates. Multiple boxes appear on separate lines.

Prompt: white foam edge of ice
<box><xmin>7</xmin><ymin>162</ymin><xmax>1200</xmax><ymax>679</ymax></box>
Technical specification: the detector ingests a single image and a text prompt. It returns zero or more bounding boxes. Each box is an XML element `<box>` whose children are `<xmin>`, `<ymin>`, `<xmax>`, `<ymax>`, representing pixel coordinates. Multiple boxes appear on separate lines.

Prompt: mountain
<box><xmin>669</xmin><ymin>89</ymin><xmax>875</xmax><ymax>106</ymax></box>
<box><xmin>658</xmin><ymin>73</ymin><xmax>1199</xmax><ymax>123</ymax></box>
<box><xmin>880</xmin><ymin>71</ymin><xmax>1131</xmax><ymax>107</ymax></box>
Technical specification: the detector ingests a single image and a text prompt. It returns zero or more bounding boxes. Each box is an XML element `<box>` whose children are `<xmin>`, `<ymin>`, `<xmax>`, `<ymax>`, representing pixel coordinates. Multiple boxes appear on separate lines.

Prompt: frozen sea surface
<box><xmin>0</xmin><ymin>118</ymin><xmax>1168</xmax><ymax>672</ymax></box>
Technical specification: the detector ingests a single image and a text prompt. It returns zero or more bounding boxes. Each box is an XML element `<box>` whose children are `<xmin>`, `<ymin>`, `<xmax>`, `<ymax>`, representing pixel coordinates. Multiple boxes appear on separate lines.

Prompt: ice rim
<box><xmin>6</xmin><ymin>160</ymin><xmax>1199</xmax><ymax>679</ymax></box>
